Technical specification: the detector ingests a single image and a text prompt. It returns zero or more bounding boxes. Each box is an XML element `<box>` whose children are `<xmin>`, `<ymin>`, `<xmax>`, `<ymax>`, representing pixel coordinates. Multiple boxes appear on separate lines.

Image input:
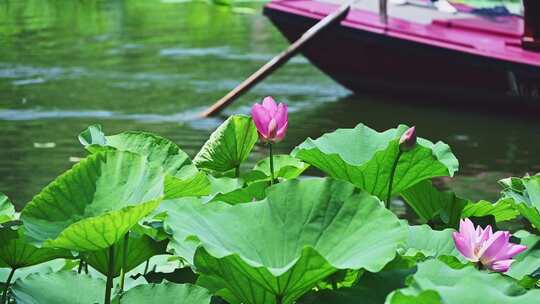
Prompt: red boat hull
<box><xmin>264</xmin><ymin>1</ymin><xmax>540</xmax><ymax>105</ymax></box>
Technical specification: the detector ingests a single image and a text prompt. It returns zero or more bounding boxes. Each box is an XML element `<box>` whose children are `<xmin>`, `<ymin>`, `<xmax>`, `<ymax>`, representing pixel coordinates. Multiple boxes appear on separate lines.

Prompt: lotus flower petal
<box><xmin>251</xmin><ymin>103</ymin><xmax>271</xmax><ymax>137</ymax></box>
<box><xmin>275</xmin><ymin>103</ymin><xmax>288</xmax><ymax>126</ymax></box>
<box><xmin>275</xmin><ymin>121</ymin><xmax>288</xmax><ymax>142</ymax></box>
<box><xmin>262</xmin><ymin>96</ymin><xmax>278</xmax><ymax>115</ymax></box>
<box><xmin>490</xmin><ymin>259</ymin><xmax>515</xmax><ymax>272</ymax></box>
<box><xmin>460</xmin><ymin>218</ymin><xmax>477</xmax><ymax>242</ymax></box>
<box><xmin>480</xmin><ymin>231</ymin><xmax>508</xmax><ymax>264</ymax></box>
<box><xmin>453</xmin><ymin>231</ymin><xmax>477</xmax><ymax>261</ymax></box>
<box><xmin>492</xmin><ymin>243</ymin><xmax>527</xmax><ymax>261</ymax></box>
<box><xmin>478</xmin><ymin>225</ymin><xmax>492</xmax><ymax>243</ymax></box>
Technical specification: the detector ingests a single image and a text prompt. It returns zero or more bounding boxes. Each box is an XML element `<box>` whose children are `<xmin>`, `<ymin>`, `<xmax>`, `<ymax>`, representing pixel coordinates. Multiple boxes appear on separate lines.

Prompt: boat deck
<box><xmin>324</xmin><ymin>0</ymin><xmax>476</xmax><ymax>24</ymax></box>
<box><xmin>265</xmin><ymin>0</ymin><xmax>539</xmax><ymax>68</ymax></box>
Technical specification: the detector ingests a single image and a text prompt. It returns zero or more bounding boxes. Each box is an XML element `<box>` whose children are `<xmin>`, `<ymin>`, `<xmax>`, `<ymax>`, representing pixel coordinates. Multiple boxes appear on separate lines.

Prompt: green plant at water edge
<box><xmin>1</xmin><ymin>98</ymin><xmax>540</xmax><ymax>303</ymax></box>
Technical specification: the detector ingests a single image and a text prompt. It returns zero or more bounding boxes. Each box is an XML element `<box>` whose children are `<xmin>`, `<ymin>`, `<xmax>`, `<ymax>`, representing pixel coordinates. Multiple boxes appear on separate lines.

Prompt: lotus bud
<box><xmin>251</xmin><ymin>96</ymin><xmax>288</xmax><ymax>143</ymax></box>
<box><xmin>452</xmin><ymin>218</ymin><xmax>527</xmax><ymax>272</ymax></box>
<box><xmin>399</xmin><ymin>126</ymin><xmax>416</xmax><ymax>152</ymax></box>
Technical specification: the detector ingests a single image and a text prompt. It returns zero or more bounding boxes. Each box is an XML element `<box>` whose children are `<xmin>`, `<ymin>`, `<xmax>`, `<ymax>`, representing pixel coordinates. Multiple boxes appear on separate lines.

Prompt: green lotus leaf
<box><xmin>210</xmin><ymin>180</ymin><xmax>268</xmax><ymax>205</ymax></box>
<box><xmin>196</xmin><ymin>274</ymin><xmax>238</xmax><ymax>304</ymax></box>
<box><xmin>500</xmin><ymin>174</ymin><xmax>540</xmax><ymax>231</ymax></box>
<box><xmin>162</xmin><ymin>178</ymin><xmax>407</xmax><ymax>304</ymax></box>
<box><xmin>401</xmin><ymin>180</ymin><xmax>467</xmax><ymax>227</ymax></box>
<box><xmin>111</xmin><ymin>282</ymin><xmax>212</xmax><ymax>304</ymax></box>
<box><xmin>201</xmin><ymin>176</ymin><xmax>246</xmax><ymax>203</ymax></box>
<box><xmin>461</xmin><ymin>199</ymin><xmax>519</xmax><ymax>223</ymax></box>
<box><xmin>78</xmin><ymin>125</ymin><xmax>210</xmax><ymax>198</ymax></box>
<box><xmin>21</xmin><ymin>151</ymin><xmax>165</xmax><ymax>251</ymax></box>
<box><xmin>196</xmin><ymin>246</ymin><xmax>335</xmax><ymax>304</ymax></box>
<box><xmin>298</xmin><ymin>268</ymin><xmax>413</xmax><ymax>304</ymax></box>
<box><xmin>193</xmin><ymin>115</ymin><xmax>258</xmax><ymax>172</ymax></box>
<box><xmin>0</xmin><ymin>227</ymin><xmax>72</xmax><ymax>269</ymax></box>
<box><xmin>0</xmin><ymin>193</ymin><xmax>16</xmax><ymax>225</ymax></box>
<box><xmin>0</xmin><ymin>259</ymin><xmax>67</xmax><ymax>283</ymax></box>
<box><xmin>386</xmin><ymin>290</ymin><xmax>441</xmax><ymax>304</ymax></box>
<box><xmin>78</xmin><ymin>124</ymin><xmax>107</xmax><ymax>146</ymax></box>
<box><xmin>79</xmin><ymin>124</ymin><xmax>193</xmax><ymax>176</ymax></box>
<box><xmin>386</xmin><ymin>259</ymin><xmax>540</xmax><ymax>304</ymax></box>
<box><xmin>11</xmin><ymin>271</ymin><xmax>105</xmax><ymax>304</ymax></box>
<box><xmin>156</xmin><ymin>197</ymin><xmax>205</xmax><ymax>261</ymax></box>
<box><xmin>506</xmin><ymin>230</ymin><xmax>540</xmax><ymax>280</ymax></box>
<box><xmin>246</xmin><ymin>154</ymin><xmax>309</xmax><ymax>182</ymax></box>
<box><xmin>292</xmin><ymin>123</ymin><xmax>458</xmax><ymax>199</ymax></box>
<box><xmin>85</xmin><ymin>232</ymin><xmax>168</xmax><ymax>277</ymax></box>
<box><xmin>208</xmin><ymin>176</ymin><xmax>243</xmax><ymax>194</ymax></box>
<box><xmin>400</xmin><ymin>225</ymin><xmax>460</xmax><ymax>260</ymax></box>
<box><xmin>316</xmin><ymin>269</ymin><xmax>361</xmax><ymax>291</ymax></box>
<box><xmin>164</xmin><ymin>172</ymin><xmax>211</xmax><ymax>199</ymax></box>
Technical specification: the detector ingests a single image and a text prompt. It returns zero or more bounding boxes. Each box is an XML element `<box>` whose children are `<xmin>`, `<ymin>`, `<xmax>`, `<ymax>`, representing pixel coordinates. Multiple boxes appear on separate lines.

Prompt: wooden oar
<box><xmin>200</xmin><ymin>0</ymin><xmax>354</xmax><ymax>117</ymax></box>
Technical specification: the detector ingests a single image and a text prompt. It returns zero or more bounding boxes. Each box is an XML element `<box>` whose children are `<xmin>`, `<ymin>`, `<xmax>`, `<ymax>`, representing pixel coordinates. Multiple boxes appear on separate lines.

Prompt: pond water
<box><xmin>1</xmin><ymin>0</ymin><xmax>539</xmax><ymax>209</ymax></box>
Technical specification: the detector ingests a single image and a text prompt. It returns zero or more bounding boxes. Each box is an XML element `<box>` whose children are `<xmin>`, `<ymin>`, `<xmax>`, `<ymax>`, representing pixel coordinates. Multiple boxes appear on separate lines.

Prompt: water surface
<box><xmin>1</xmin><ymin>0</ymin><xmax>539</xmax><ymax>209</ymax></box>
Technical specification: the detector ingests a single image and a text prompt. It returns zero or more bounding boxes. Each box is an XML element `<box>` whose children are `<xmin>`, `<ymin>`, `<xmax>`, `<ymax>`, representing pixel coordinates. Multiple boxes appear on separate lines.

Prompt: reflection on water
<box><xmin>1</xmin><ymin>0</ymin><xmax>539</xmax><ymax>208</ymax></box>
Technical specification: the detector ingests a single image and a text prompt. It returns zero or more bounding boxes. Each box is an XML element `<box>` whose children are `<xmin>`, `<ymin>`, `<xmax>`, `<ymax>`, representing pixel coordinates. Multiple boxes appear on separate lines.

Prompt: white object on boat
<box><xmin>434</xmin><ymin>0</ymin><xmax>457</xmax><ymax>14</ymax></box>
<box><xmin>390</xmin><ymin>0</ymin><xmax>408</xmax><ymax>5</ymax></box>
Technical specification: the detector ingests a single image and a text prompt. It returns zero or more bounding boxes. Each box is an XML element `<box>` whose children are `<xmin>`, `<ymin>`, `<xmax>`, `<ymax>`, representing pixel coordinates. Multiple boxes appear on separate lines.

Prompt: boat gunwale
<box><xmin>264</xmin><ymin>0</ymin><xmax>540</xmax><ymax>70</ymax></box>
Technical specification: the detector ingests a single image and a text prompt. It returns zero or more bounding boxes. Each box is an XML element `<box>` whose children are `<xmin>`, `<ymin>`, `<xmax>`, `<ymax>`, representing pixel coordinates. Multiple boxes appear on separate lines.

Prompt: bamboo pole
<box><xmin>200</xmin><ymin>0</ymin><xmax>354</xmax><ymax>117</ymax></box>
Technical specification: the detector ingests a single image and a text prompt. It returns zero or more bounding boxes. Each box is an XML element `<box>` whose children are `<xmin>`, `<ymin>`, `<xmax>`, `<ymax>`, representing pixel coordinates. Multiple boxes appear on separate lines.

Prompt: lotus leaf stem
<box><xmin>77</xmin><ymin>259</ymin><xmax>84</xmax><ymax>274</ymax></box>
<box><xmin>1</xmin><ymin>268</ymin><xmax>15</xmax><ymax>304</ymax></box>
<box><xmin>331</xmin><ymin>277</ymin><xmax>338</xmax><ymax>290</ymax></box>
<box><xmin>269</xmin><ymin>143</ymin><xmax>275</xmax><ymax>184</ymax></box>
<box><xmin>143</xmin><ymin>259</ymin><xmax>150</xmax><ymax>275</ymax></box>
<box><xmin>119</xmin><ymin>232</ymin><xmax>130</xmax><ymax>294</ymax></box>
<box><xmin>386</xmin><ymin>149</ymin><xmax>403</xmax><ymax>208</ymax></box>
<box><xmin>235</xmin><ymin>165</ymin><xmax>240</xmax><ymax>178</ymax></box>
<box><xmin>104</xmin><ymin>245</ymin><xmax>115</xmax><ymax>304</ymax></box>
<box><xmin>77</xmin><ymin>258</ymin><xmax>88</xmax><ymax>274</ymax></box>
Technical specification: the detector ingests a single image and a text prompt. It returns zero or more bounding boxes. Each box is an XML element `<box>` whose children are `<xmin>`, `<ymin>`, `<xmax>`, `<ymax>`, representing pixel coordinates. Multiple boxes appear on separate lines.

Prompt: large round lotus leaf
<box><xmin>506</xmin><ymin>230</ymin><xmax>540</xmax><ymax>280</ymax></box>
<box><xmin>163</xmin><ymin>178</ymin><xmax>407</xmax><ymax>304</ymax></box>
<box><xmin>193</xmin><ymin>115</ymin><xmax>258</xmax><ymax>172</ymax></box>
<box><xmin>403</xmin><ymin>180</ymin><xmax>519</xmax><ymax>228</ymax></box>
<box><xmin>163</xmin><ymin>172</ymin><xmax>211</xmax><ymax>199</ymax></box>
<box><xmin>298</xmin><ymin>268</ymin><xmax>413</xmax><ymax>304</ymax></box>
<box><xmin>401</xmin><ymin>225</ymin><xmax>460</xmax><ymax>260</ymax></box>
<box><xmin>112</xmin><ymin>282</ymin><xmax>212</xmax><ymax>304</ymax></box>
<box><xmin>11</xmin><ymin>271</ymin><xmax>105</xmax><ymax>304</ymax></box>
<box><xmin>0</xmin><ymin>259</ymin><xmax>66</xmax><ymax>283</ymax></box>
<box><xmin>249</xmin><ymin>154</ymin><xmax>309</xmax><ymax>182</ymax></box>
<box><xmin>400</xmin><ymin>180</ymin><xmax>467</xmax><ymax>227</ymax></box>
<box><xmin>500</xmin><ymin>174</ymin><xmax>540</xmax><ymax>232</ymax></box>
<box><xmin>292</xmin><ymin>123</ymin><xmax>458</xmax><ymax>199</ymax></box>
<box><xmin>79</xmin><ymin>125</ymin><xmax>192</xmax><ymax>176</ymax></box>
<box><xmin>0</xmin><ymin>227</ymin><xmax>72</xmax><ymax>269</ymax></box>
<box><xmin>79</xmin><ymin>125</ymin><xmax>211</xmax><ymax>198</ymax></box>
<box><xmin>0</xmin><ymin>193</ymin><xmax>16</xmax><ymax>225</ymax></box>
<box><xmin>21</xmin><ymin>151</ymin><xmax>165</xmax><ymax>251</ymax></box>
<box><xmin>85</xmin><ymin>232</ymin><xmax>168</xmax><ymax>277</ymax></box>
<box><xmin>386</xmin><ymin>259</ymin><xmax>540</xmax><ymax>304</ymax></box>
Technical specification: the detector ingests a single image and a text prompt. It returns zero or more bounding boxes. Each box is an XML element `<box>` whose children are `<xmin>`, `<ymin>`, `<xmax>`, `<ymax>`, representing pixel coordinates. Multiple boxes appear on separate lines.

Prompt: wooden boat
<box><xmin>263</xmin><ymin>0</ymin><xmax>540</xmax><ymax>104</ymax></box>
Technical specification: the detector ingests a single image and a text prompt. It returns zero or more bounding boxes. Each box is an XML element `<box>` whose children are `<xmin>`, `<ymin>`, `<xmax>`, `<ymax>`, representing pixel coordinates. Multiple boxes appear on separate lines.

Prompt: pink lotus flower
<box><xmin>399</xmin><ymin>126</ymin><xmax>417</xmax><ymax>152</ymax></box>
<box><xmin>251</xmin><ymin>96</ymin><xmax>288</xmax><ymax>143</ymax></box>
<box><xmin>452</xmin><ymin>218</ymin><xmax>527</xmax><ymax>272</ymax></box>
